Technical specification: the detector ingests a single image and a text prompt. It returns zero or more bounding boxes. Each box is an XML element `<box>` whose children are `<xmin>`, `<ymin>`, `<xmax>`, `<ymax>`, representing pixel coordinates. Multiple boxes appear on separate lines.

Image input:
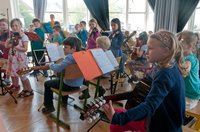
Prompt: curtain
<box><xmin>33</xmin><ymin>0</ymin><xmax>47</xmax><ymax>22</ymax></box>
<box><xmin>148</xmin><ymin>0</ymin><xmax>155</xmax><ymax>11</ymax></box>
<box><xmin>154</xmin><ymin>0</ymin><xmax>179</xmax><ymax>33</ymax></box>
<box><xmin>83</xmin><ymin>0</ymin><xmax>109</xmax><ymax>31</ymax></box>
<box><xmin>148</xmin><ymin>0</ymin><xmax>199</xmax><ymax>33</ymax></box>
<box><xmin>177</xmin><ymin>0</ymin><xmax>199</xmax><ymax>32</ymax></box>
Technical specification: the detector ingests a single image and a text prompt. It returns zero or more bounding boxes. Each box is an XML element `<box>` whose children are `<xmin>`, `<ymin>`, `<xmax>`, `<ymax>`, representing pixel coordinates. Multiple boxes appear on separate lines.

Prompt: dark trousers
<box><xmin>44</xmin><ymin>79</ymin><xmax>80</xmax><ymax>107</ymax></box>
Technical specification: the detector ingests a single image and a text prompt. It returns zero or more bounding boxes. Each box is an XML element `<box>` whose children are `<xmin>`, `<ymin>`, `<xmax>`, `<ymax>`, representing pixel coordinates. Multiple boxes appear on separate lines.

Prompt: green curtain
<box><xmin>83</xmin><ymin>0</ymin><xmax>110</xmax><ymax>31</ymax></box>
<box><xmin>177</xmin><ymin>0</ymin><xmax>199</xmax><ymax>32</ymax></box>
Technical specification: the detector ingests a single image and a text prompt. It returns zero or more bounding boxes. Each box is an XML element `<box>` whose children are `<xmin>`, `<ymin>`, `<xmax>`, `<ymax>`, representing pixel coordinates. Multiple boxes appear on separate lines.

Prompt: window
<box><xmin>19</xmin><ymin>0</ymin><xmax>34</xmax><ymax>29</ymax></box>
<box><xmin>109</xmin><ymin>0</ymin><xmax>154</xmax><ymax>32</ymax></box>
<box><xmin>67</xmin><ymin>0</ymin><xmax>89</xmax><ymax>32</ymax></box>
<box><xmin>44</xmin><ymin>0</ymin><xmax>63</xmax><ymax>25</ymax></box>
<box><xmin>193</xmin><ymin>2</ymin><xmax>200</xmax><ymax>31</ymax></box>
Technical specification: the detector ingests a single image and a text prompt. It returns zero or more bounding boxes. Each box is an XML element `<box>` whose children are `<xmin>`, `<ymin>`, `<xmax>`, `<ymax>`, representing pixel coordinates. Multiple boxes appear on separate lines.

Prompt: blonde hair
<box><xmin>10</xmin><ymin>18</ymin><xmax>22</xmax><ymax>27</ymax></box>
<box><xmin>96</xmin><ymin>36</ymin><xmax>111</xmax><ymax>50</ymax></box>
<box><xmin>150</xmin><ymin>30</ymin><xmax>187</xmax><ymax>76</ymax></box>
<box><xmin>177</xmin><ymin>30</ymin><xmax>198</xmax><ymax>47</ymax></box>
<box><xmin>89</xmin><ymin>18</ymin><xmax>97</xmax><ymax>24</ymax></box>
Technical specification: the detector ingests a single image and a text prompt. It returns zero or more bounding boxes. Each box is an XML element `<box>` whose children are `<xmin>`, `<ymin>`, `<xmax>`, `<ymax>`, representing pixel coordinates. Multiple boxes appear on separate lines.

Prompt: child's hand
<box><xmin>102</xmin><ymin>100</ymin><xmax>115</xmax><ymax>121</ymax></box>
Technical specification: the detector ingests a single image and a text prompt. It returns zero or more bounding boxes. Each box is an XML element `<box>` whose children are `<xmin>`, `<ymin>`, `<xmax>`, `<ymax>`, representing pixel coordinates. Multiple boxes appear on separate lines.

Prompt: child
<box><xmin>79</xmin><ymin>21</ymin><xmax>88</xmax><ymax>48</ymax></box>
<box><xmin>126</xmin><ymin>31</ymin><xmax>150</xmax><ymax>83</ymax></box>
<box><xmin>31</xmin><ymin>36</ymin><xmax>84</xmax><ymax>113</ymax></box>
<box><xmin>5</xmin><ymin>18</ymin><xmax>33</xmax><ymax>97</ymax></box>
<box><xmin>0</xmin><ymin>18</ymin><xmax>10</xmax><ymax>84</ymax></box>
<box><xmin>49</xmin><ymin>14</ymin><xmax>55</xmax><ymax>27</ymax></box>
<box><xmin>87</xmin><ymin>19</ymin><xmax>100</xmax><ymax>49</ymax></box>
<box><xmin>179</xmin><ymin>30</ymin><xmax>200</xmax><ymax>110</ymax></box>
<box><xmin>30</xmin><ymin>18</ymin><xmax>48</xmax><ymax>77</ymax></box>
<box><xmin>96</xmin><ymin>36</ymin><xmax>111</xmax><ymax>51</ymax></box>
<box><xmin>109</xmin><ymin>18</ymin><xmax>124</xmax><ymax>57</ymax></box>
<box><xmin>109</xmin><ymin>18</ymin><xmax>125</xmax><ymax>73</ymax></box>
<box><xmin>103</xmin><ymin>30</ymin><xmax>186</xmax><ymax>132</ymax></box>
<box><xmin>49</xmin><ymin>25</ymin><xmax>64</xmax><ymax>45</ymax></box>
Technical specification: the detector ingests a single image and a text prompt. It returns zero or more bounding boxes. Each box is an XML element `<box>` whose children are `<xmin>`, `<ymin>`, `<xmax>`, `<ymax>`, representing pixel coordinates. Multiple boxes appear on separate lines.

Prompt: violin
<box><xmin>10</xmin><ymin>32</ymin><xmax>21</xmax><ymax>46</ymax></box>
<box><xmin>9</xmin><ymin>32</ymin><xmax>21</xmax><ymax>55</ymax></box>
<box><xmin>89</xmin><ymin>27</ymin><xmax>98</xmax><ymax>37</ymax></box>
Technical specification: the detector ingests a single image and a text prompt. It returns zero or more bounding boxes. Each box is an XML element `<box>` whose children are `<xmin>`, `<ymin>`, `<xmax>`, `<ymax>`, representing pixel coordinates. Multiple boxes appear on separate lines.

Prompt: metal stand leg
<box><xmin>0</xmin><ymin>68</ymin><xmax>18</xmax><ymax>104</ymax></box>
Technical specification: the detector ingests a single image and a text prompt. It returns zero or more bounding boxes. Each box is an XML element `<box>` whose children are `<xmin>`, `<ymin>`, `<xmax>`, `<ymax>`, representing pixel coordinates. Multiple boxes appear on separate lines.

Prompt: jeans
<box><xmin>44</xmin><ymin>79</ymin><xmax>79</xmax><ymax>107</ymax></box>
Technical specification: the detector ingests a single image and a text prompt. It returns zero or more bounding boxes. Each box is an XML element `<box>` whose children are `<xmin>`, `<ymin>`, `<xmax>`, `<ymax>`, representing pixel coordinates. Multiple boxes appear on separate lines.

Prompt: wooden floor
<box><xmin>0</xmin><ymin>73</ymin><xmax>132</xmax><ymax>132</ymax></box>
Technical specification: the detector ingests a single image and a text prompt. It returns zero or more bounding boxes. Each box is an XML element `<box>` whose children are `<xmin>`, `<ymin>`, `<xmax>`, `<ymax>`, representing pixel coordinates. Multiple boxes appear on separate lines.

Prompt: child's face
<box><xmin>0</xmin><ymin>21</ymin><xmax>8</xmax><ymax>31</ymax></box>
<box><xmin>89</xmin><ymin>22</ymin><xmax>96</xmax><ymax>29</ymax></box>
<box><xmin>80</xmin><ymin>23</ymin><xmax>85</xmax><ymax>29</ymax></box>
<box><xmin>146</xmin><ymin>38</ymin><xmax>169</xmax><ymax>63</ymax></box>
<box><xmin>33</xmin><ymin>21</ymin><xmax>40</xmax><ymax>28</ymax></box>
<box><xmin>75</xmin><ymin>25</ymin><xmax>81</xmax><ymax>32</ymax></box>
<box><xmin>111</xmin><ymin>22</ymin><xmax>119</xmax><ymax>32</ymax></box>
<box><xmin>11</xmin><ymin>21</ymin><xmax>21</xmax><ymax>32</ymax></box>
<box><xmin>180</xmin><ymin>40</ymin><xmax>192</xmax><ymax>55</ymax></box>
<box><xmin>64</xmin><ymin>45</ymin><xmax>76</xmax><ymax>55</ymax></box>
<box><xmin>53</xmin><ymin>29</ymin><xmax>60</xmax><ymax>36</ymax></box>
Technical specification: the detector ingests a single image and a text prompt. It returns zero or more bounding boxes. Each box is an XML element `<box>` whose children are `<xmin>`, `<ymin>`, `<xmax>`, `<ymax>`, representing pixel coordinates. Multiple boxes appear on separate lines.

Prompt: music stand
<box><xmin>0</xmin><ymin>62</ymin><xmax>18</xmax><ymax>104</ymax></box>
<box><xmin>32</xmin><ymin>49</ymin><xmax>47</xmax><ymax>81</ymax></box>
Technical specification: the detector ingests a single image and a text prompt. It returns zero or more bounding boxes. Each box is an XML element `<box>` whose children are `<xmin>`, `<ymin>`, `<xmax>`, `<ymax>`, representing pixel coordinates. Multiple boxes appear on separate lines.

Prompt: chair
<box><xmin>50</xmin><ymin>64</ymin><xmax>88</xmax><ymax>129</ymax></box>
<box><xmin>185</xmin><ymin>101</ymin><xmax>200</xmax><ymax>131</ymax></box>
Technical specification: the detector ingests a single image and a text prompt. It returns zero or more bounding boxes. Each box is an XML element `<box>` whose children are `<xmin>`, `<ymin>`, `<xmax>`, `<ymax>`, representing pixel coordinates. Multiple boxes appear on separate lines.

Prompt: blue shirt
<box><xmin>49</xmin><ymin>54</ymin><xmax>84</xmax><ymax>87</ymax></box>
<box><xmin>109</xmin><ymin>31</ymin><xmax>124</xmax><ymax>57</ymax></box>
<box><xmin>77</xmin><ymin>29</ymin><xmax>88</xmax><ymax>48</ymax></box>
<box><xmin>184</xmin><ymin>53</ymin><xmax>200</xmax><ymax>100</ymax></box>
<box><xmin>112</xmin><ymin>64</ymin><xmax>185</xmax><ymax>132</ymax></box>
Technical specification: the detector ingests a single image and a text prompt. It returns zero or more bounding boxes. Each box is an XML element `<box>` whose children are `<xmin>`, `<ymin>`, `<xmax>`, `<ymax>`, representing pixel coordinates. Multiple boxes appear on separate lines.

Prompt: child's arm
<box><xmin>15</xmin><ymin>41</ymin><xmax>28</xmax><ymax>52</ymax></box>
<box><xmin>184</xmin><ymin>60</ymin><xmax>191</xmax><ymax>74</ymax></box>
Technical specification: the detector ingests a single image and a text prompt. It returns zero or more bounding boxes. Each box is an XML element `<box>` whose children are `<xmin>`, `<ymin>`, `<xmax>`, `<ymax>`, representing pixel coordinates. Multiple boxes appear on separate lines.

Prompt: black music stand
<box><xmin>0</xmin><ymin>67</ymin><xmax>18</xmax><ymax>104</ymax></box>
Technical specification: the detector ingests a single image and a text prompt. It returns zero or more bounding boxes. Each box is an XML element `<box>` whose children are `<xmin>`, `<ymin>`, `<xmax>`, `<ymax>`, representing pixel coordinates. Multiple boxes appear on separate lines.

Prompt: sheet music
<box><xmin>90</xmin><ymin>48</ymin><xmax>114</xmax><ymax>74</ymax></box>
<box><xmin>105</xmin><ymin>50</ymin><xmax>119</xmax><ymax>68</ymax></box>
<box><xmin>46</xmin><ymin>44</ymin><xmax>65</xmax><ymax>61</ymax></box>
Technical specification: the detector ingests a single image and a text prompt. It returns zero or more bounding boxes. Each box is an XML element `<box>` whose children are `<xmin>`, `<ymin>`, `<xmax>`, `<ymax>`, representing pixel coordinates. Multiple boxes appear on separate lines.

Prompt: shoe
<box><xmin>99</xmin><ymin>86</ymin><xmax>106</xmax><ymax>97</ymax></box>
<box><xmin>43</xmin><ymin>70</ymin><xmax>48</xmax><ymax>77</ymax></box>
<box><xmin>29</xmin><ymin>71</ymin><xmax>38</xmax><ymax>76</ymax></box>
<box><xmin>7</xmin><ymin>85</ymin><xmax>20</xmax><ymax>91</ymax></box>
<box><xmin>79</xmin><ymin>93</ymin><xmax>91</xmax><ymax>100</ymax></box>
<box><xmin>42</xmin><ymin>106</ymin><xmax>55</xmax><ymax>114</ymax></box>
<box><xmin>128</xmin><ymin>75</ymin><xmax>139</xmax><ymax>84</ymax></box>
<box><xmin>43</xmin><ymin>73</ymin><xmax>48</xmax><ymax>77</ymax></box>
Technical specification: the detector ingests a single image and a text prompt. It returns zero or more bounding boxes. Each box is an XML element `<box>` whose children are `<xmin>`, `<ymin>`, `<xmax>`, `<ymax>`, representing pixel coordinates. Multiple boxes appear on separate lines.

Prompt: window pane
<box><xmin>128</xmin><ymin>14</ymin><xmax>145</xmax><ymax>31</ymax></box>
<box><xmin>109</xmin><ymin>0</ymin><xmax>126</xmax><ymax>13</ymax></box>
<box><xmin>46</xmin><ymin>0</ymin><xmax>63</xmax><ymax>12</ymax></box>
<box><xmin>128</xmin><ymin>0</ymin><xmax>146</xmax><ymax>12</ymax></box>
<box><xmin>19</xmin><ymin>0</ymin><xmax>34</xmax><ymax>28</ymax></box>
<box><xmin>109</xmin><ymin>13</ymin><xmax>126</xmax><ymax>30</ymax></box>
<box><xmin>68</xmin><ymin>0</ymin><xmax>87</xmax><ymax>12</ymax></box>
<box><xmin>194</xmin><ymin>9</ymin><xmax>200</xmax><ymax>31</ymax></box>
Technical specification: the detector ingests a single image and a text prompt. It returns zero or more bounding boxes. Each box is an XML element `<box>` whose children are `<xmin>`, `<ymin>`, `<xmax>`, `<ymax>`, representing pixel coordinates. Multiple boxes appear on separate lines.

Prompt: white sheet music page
<box><xmin>46</xmin><ymin>44</ymin><xmax>65</xmax><ymax>61</ymax></box>
<box><xmin>90</xmin><ymin>48</ymin><xmax>114</xmax><ymax>74</ymax></box>
<box><xmin>105</xmin><ymin>50</ymin><xmax>119</xmax><ymax>68</ymax></box>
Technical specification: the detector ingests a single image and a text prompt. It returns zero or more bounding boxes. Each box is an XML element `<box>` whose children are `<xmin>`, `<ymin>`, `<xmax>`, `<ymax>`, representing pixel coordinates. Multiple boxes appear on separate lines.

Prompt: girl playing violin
<box><xmin>5</xmin><ymin>18</ymin><xmax>33</xmax><ymax>97</ymax></box>
<box><xmin>87</xmin><ymin>18</ymin><xmax>100</xmax><ymax>49</ymax></box>
<box><xmin>0</xmin><ymin>18</ymin><xmax>10</xmax><ymax>84</ymax></box>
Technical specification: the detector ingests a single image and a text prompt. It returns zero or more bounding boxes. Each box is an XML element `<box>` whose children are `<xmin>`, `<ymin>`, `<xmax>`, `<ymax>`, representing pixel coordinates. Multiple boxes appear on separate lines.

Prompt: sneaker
<box><xmin>99</xmin><ymin>86</ymin><xmax>106</xmax><ymax>97</ymax></box>
<box><xmin>129</xmin><ymin>75</ymin><xmax>139</xmax><ymax>84</ymax></box>
<box><xmin>29</xmin><ymin>71</ymin><xmax>39</xmax><ymax>76</ymax></box>
<box><xmin>42</xmin><ymin>106</ymin><xmax>55</xmax><ymax>114</ymax></box>
<box><xmin>79</xmin><ymin>93</ymin><xmax>91</xmax><ymax>100</ymax></box>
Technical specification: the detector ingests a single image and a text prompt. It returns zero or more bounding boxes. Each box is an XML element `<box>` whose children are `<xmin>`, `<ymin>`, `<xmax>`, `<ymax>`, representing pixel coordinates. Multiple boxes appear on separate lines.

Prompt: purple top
<box><xmin>87</xmin><ymin>31</ymin><xmax>100</xmax><ymax>49</ymax></box>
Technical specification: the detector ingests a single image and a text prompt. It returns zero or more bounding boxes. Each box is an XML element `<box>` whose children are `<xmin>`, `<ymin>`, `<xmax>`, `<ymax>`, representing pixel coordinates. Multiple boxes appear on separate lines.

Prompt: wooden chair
<box><xmin>50</xmin><ymin>64</ymin><xmax>88</xmax><ymax>129</ymax></box>
<box><xmin>185</xmin><ymin>101</ymin><xmax>200</xmax><ymax>131</ymax></box>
